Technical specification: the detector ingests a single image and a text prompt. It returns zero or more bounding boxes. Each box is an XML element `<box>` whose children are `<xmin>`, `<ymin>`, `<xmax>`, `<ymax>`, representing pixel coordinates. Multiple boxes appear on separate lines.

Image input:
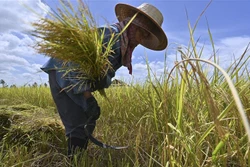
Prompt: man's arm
<box><xmin>84</xmin><ymin>91</ymin><xmax>100</xmax><ymax>121</ymax></box>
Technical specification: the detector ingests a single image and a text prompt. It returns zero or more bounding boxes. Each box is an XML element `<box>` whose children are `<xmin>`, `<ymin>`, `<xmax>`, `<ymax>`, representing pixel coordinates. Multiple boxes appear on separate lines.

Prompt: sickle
<box><xmin>84</xmin><ymin>117</ymin><xmax>129</xmax><ymax>150</ymax></box>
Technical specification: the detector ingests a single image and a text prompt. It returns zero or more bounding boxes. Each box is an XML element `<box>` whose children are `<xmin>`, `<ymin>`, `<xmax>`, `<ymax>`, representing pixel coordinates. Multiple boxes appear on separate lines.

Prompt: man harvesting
<box><xmin>39</xmin><ymin>2</ymin><xmax>168</xmax><ymax>156</ymax></box>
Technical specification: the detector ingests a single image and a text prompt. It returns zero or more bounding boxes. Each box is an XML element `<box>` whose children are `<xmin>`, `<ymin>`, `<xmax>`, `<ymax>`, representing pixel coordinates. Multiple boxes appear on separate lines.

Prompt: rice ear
<box><xmin>32</xmin><ymin>0</ymin><xmax>117</xmax><ymax>82</ymax></box>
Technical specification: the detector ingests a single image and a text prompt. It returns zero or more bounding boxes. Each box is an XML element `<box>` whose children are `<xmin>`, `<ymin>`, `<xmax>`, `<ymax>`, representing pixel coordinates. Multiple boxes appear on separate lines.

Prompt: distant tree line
<box><xmin>1</xmin><ymin>78</ymin><xmax>128</xmax><ymax>88</ymax></box>
<box><xmin>0</xmin><ymin>79</ymin><xmax>48</xmax><ymax>88</ymax></box>
<box><xmin>0</xmin><ymin>79</ymin><xmax>8</xmax><ymax>88</ymax></box>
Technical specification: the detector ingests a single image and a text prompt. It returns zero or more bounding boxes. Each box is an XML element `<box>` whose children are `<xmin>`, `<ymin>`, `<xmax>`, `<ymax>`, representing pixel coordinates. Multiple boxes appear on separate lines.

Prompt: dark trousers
<box><xmin>48</xmin><ymin>70</ymin><xmax>95</xmax><ymax>153</ymax></box>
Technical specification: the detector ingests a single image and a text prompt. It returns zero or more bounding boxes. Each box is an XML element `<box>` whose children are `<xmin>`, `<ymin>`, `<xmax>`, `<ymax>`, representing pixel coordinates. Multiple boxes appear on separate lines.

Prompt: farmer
<box><xmin>41</xmin><ymin>3</ymin><xmax>168</xmax><ymax>156</ymax></box>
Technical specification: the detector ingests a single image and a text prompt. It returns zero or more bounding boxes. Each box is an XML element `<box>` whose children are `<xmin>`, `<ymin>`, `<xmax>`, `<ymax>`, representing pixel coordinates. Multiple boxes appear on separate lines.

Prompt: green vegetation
<box><xmin>0</xmin><ymin>46</ymin><xmax>249</xmax><ymax>166</ymax></box>
<box><xmin>1</xmin><ymin>1</ymin><xmax>249</xmax><ymax>166</ymax></box>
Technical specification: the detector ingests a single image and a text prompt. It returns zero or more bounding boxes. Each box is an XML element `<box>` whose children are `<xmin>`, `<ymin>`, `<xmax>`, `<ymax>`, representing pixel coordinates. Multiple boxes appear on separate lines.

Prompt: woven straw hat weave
<box><xmin>115</xmin><ymin>3</ymin><xmax>168</xmax><ymax>50</ymax></box>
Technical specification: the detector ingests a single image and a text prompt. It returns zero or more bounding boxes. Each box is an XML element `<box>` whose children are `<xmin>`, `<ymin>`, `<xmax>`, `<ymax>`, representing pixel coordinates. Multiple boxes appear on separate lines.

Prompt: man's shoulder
<box><xmin>98</xmin><ymin>24</ymin><xmax>120</xmax><ymax>34</ymax></box>
<box><xmin>41</xmin><ymin>58</ymin><xmax>63</xmax><ymax>72</ymax></box>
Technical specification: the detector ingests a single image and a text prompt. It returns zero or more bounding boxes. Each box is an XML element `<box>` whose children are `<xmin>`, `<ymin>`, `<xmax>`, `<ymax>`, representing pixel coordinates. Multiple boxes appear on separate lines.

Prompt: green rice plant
<box><xmin>0</xmin><ymin>86</ymin><xmax>55</xmax><ymax>108</ymax></box>
<box><xmin>170</xmin><ymin>57</ymin><xmax>250</xmax><ymax>141</ymax></box>
<box><xmin>0</xmin><ymin>57</ymin><xmax>249</xmax><ymax>166</ymax></box>
<box><xmin>167</xmin><ymin>57</ymin><xmax>250</xmax><ymax>166</ymax></box>
<box><xmin>31</xmin><ymin>0</ymin><xmax>112</xmax><ymax>81</ymax></box>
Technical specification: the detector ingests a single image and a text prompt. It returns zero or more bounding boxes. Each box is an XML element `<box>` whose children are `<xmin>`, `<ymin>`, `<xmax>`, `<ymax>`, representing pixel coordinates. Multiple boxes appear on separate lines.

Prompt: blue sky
<box><xmin>0</xmin><ymin>0</ymin><xmax>249</xmax><ymax>86</ymax></box>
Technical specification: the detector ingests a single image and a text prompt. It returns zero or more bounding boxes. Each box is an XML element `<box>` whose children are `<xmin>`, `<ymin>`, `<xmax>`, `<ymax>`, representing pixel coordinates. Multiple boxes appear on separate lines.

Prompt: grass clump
<box><xmin>0</xmin><ymin>104</ymin><xmax>66</xmax><ymax>167</ymax></box>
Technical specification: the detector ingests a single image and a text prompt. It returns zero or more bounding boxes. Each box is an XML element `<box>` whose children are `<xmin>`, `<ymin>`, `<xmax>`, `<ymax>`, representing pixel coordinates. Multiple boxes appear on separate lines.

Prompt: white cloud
<box><xmin>133</xmin><ymin>62</ymin><xmax>147</xmax><ymax>70</ymax></box>
<box><xmin>25</xmin><ymin>63</ymin><xmax>43</xmax><ymax>73</ymax></box>
<box><xmin>216</xmin><ymin>36</ymin><xmax>250</xmax><ymax>57</ymax></box>
<box><xmin>192</xmin><ymin>36</ymin><xmax>250</xmax><ymax>69</ymax></box>
<box><xmin>0</xmin><ymin>0</ymin><xmax>49</xmax><ymax>86</ymax></box>
<box><xmin>115</xmin><ymin>61</ymin><xmax>167</xmax><ymax>83</ymax></box>
<box><xmin>0</xmin><ymin>29</ymin><xmax>37</xmax><ymax>58</ymax></box>
<box><xmin>0</xmin><ymin>54</ymin><xmax>29</xmax><ymax>66</ymax></box>
<box><xmin>115</xmin><ymin>35</ymin><xmax>250</xmax><ymax>84</ymax></box>
<box><xmin>0</xmin><ymin>34</ymin><xmax>21</xmax><ymax>49</ymax></box>
<box><xmin>0</xmin><ymin>66</ymin><xmax>16</xmax><ymax>73</ymax></box>
<box><xmin>0</xmin><ymin>0</ymin><xmax>49</xmax><ymax>33</ymax></box>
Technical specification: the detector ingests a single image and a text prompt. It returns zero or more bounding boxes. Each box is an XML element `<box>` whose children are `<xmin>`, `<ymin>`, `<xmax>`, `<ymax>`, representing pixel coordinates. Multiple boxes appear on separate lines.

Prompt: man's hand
<box><xmin>85</xmin><ymin>96</ymin><xmax>100</xmax><ymax>120</ymax></box>
<box><xmin>92</xmin><ymin>75</ymin><xmax>108</xmax><ymax>91</ymax></box>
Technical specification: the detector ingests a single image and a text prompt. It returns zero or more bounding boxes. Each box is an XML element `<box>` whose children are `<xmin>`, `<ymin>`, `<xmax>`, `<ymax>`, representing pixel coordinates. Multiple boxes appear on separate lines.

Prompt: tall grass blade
<box><xmin>172</xmin><ymin>58</ymin><xmax>250</xmax><ymax>141</ymax></box>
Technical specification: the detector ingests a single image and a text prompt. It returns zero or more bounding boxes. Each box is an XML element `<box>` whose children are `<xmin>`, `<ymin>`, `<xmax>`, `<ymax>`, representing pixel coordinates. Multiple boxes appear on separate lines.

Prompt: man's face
<box><xmin>135</xmin><ymin>27</ymin><xmax>150</xmax><ymax>44</ymax></box>
<box><xmin>127</xmin><ymin>21</ymin><xmax>151</xmax><ymax>48</ymax></box>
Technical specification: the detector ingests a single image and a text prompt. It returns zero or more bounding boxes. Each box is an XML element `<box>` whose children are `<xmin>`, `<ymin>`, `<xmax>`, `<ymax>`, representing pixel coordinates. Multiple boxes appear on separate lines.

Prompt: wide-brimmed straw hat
<box><xmin>115</xmin><ymin>3</ymin><xmax>168</xmax><ymax>51</ymax></box>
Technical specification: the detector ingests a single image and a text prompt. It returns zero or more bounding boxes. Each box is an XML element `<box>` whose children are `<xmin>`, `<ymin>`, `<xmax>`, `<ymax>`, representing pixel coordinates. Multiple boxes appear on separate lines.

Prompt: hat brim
<box><xmin>115</xmin><ymin>3</ymin><xmax>168</xmax><ymax>51</ymax></box>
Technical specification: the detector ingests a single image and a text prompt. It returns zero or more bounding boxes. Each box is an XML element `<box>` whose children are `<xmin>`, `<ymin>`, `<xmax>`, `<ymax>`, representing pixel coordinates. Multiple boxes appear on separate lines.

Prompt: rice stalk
<box><xmin>206</xmin><ymin>17</ymin><xmax>219</xmax><ymax>84</ymax></box>
<box><xmin>32</xmin><ymin>0</ymin><xmax>110</xmax><ymax>81</ymax></box>
<box><xmin>212</xmin><ymin>133</ymin><xmax>230</xmax><ymax>162</ymax></box>
<box><xmin>145</xmin><ymin>57</ymin><xmax>160</xmax><ymax>134</ymax></box>
<box><xmin>196</xmin><ymin>85</ymin><xmax>248</xmax><ymax>146</ymax></box>
<box><xmin>168</xmin><ymin>58</ymin><xmax>250</xmax><ymax>142</ymax></box>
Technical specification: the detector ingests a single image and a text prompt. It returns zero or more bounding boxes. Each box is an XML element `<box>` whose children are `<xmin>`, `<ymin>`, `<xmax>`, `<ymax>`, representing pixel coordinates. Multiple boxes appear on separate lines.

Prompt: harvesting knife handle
<box><xmin>84</xmin><ymin>116</ymin><xmax>129</xmax><ymax>150</ymax></box>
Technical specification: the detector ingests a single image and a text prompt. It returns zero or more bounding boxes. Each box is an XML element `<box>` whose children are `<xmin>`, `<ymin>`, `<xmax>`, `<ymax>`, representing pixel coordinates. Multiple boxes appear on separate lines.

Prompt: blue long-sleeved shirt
<box><xmin>41</xmin><ymin>24</ymin><xmax>122</xmax><ymax>109</ymax></box>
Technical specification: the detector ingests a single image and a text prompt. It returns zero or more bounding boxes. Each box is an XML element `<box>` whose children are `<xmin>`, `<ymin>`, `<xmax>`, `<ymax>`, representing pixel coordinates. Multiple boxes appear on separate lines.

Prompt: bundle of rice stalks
<box><xmin>0</xmin><ymin>104</ymin><xmax>65</xmax><ymax>152</ymax></box>
<box><xmin>31</xmin><ymin>0</ymin><xmax>118</xmax><ymax>83</ymax></box>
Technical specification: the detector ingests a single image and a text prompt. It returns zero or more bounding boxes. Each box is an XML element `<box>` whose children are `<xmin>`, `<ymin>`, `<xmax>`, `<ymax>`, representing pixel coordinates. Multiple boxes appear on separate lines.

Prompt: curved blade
<box><xmin>84</xmin><ymin>124</ymin><xmax>129</xmax><ymax>150</ymax></box>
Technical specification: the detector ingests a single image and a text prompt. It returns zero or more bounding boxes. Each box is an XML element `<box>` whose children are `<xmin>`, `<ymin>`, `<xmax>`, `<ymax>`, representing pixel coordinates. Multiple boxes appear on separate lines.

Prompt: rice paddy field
<box><xmin>0</xmin><ymin>46</ymin><xmax>250</xmax><ymax>167</ymax></box>
<box><xmin>0</xmin><ymin>1</ymin><xmax>250</xmax><ymax>166</ymax></box>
